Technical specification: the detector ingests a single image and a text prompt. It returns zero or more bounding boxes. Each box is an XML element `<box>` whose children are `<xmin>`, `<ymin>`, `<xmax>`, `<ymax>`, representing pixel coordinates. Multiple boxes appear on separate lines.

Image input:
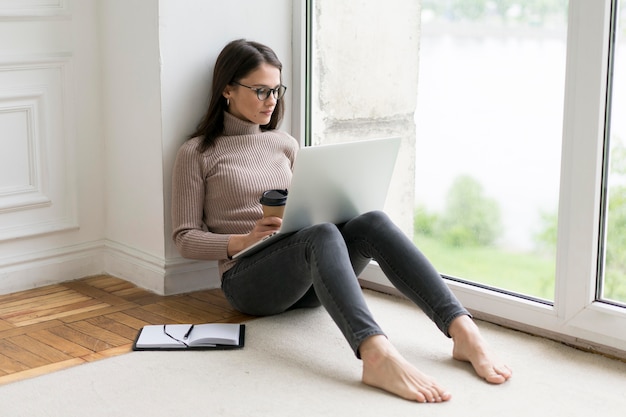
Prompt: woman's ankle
<box><xmin>448</xmin><ymin>314</ymin><xmax>478</xmax><ymax>340</ymax></box>
<box><xmin>359</xmin><ymin>335</ymin><xmax>391</xmax><ymax>362</ymax></box>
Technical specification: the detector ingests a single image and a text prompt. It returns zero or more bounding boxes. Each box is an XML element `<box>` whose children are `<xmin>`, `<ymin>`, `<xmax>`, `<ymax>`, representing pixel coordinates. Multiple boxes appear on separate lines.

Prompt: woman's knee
<box><xmin>303</xmin><ymin>222</ymin><xmax>342</xmax><ymax>242</ymax></box>
<box><xmin>350</xmin><ymin>210</ymin><xmax>391</xmax><ymax>231</ymax></box>
<box><xmin>299</xmin><ymin>223</ymin><xmax>349</xmax><ymax>260</ymax></box>
<box><xmin>362</xmin><ymin>210</ymin><xmax>390</xmax><ymax>223</ymax></box>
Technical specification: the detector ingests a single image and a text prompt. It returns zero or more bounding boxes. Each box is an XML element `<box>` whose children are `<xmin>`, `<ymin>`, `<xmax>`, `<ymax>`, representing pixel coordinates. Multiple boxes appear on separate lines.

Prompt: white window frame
<box><xmin>291</xmin><ymin>0</ymin><xmax>309</xmax><ymax>145</ymax></box>
<box><xmin>297</xmin><ymin>0</ymin><xmax>626</xmax><ymax>357</ymax></box>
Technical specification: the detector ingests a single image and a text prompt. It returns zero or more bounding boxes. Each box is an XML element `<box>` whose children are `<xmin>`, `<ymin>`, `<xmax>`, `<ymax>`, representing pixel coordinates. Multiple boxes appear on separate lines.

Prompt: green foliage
<box><xmin>604</xmin><ymin>137</ymin><xmax>626</xmax><ymax>301</ymax></box>
<box><xmin>410</xmin><ymin>140</ymin><xmax>626</xmax><ymax>302</ymax></box>
<box><xmin>437</xmin><ymin>175</ymin><xmax>502</xmax><ymax>247</ymax></box>
<box><xmin>533</xmin><ymin>210</ymin><xmax>558</xmax><ymax>255</ymax></box>
<box><xmin>605</xmin><ymin>185</ymin><xmax>626</xmax><ymax>301</ymax></box>
<box><xmin>413</xmin><ymin>205</ymin><xmax>438</xmax><ymax>237</ymax></box>
<box><xmin>611</xmin><ymin>137</ymin><xmax>626</xmax><ymax>175</ymax></box>
<box><xmin>413</xmin><ymin>234</ymin><xmax>555</xmax><ymax>300</ymax></box>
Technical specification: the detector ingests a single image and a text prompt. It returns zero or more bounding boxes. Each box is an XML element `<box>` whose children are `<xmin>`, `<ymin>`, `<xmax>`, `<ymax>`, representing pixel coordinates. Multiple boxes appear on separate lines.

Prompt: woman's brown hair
<box><xmin>190</xmin><ymin>39</ymin><xmax>285</xmax><ymax>152</ymax></box>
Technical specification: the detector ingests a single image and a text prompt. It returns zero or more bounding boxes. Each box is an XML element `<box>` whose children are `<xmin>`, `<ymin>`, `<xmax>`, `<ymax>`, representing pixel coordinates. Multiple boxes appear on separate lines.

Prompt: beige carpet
<box><xmin>0</xmin><ymin>290</ymin><xmax>625</xmax><ymax>417</ymax></box>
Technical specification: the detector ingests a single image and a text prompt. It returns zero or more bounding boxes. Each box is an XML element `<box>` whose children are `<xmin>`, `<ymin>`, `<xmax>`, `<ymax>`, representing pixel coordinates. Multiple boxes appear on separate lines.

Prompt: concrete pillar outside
<box><xmin>312</xmin><ymin>0</ymin><xmax>421</xmax><ymax>236</ymax></box>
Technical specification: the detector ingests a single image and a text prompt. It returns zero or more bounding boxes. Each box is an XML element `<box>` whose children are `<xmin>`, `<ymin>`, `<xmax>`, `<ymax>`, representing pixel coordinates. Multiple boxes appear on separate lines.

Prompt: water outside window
<box><xmin>414</xmin><ymin>1</ymin><xmax>569</xmax><ymax>301</ymax></box>
<box><xmin>602</xmin><ymin>1</ymin><xmax>626</xmax><ymax>305</ymax></box>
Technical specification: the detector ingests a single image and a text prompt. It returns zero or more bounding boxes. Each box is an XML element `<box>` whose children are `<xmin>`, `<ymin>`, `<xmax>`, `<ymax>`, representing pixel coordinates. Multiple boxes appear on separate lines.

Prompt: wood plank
<box><xmin>83</xmin><ymin>275</ymin><xmax>129</xmax><ymax>290</ymax></box>
<box><xmin>66</xmin><ymin>321</ymin><xmax>132</xmax><ymax>347</ymax></box>
<box><xmin>103</xmin><ymin>311</ymin><xmax>150</xmax><ymax>330</ymax></box>
<box><xmin>0</xmin><ymin>358</ymin><xmax>85</xmax><ymax>386</ymax></box>
<box><xmin>7</xmin><ymin>334</ymin><xmax>73</xmax><ymax>363</ymax></box>
<box><xmin>28</xmin><ymin>328</ymin><xmax>95</xmax><ymax>357</ymax></box>
<box><xmin>0</xmin><ymin>339</ymin><xmax>49</xmax><ymax>368</ymax></box>
<box><xmin>0</xmin><ymin>290</ymin><xmax>91</xmax><ymax>317</ymax></box>
<box><xmin>142</xmin><ymin>301</ymin><xmax>220</xmax><ymax>324</ymax></box>
<box><xmin>63</xmin><ymin>280</ymin><xmax>134</xmax><ymax>306</ymax></box>
<box><xmin>175</xmin><ymin>295</ymin><xmax>243</xmax><ymax>319</ymax></box>
<box><xmin>59</xmin><ymin>302</ymin><xmax>139</xmax><ymax>324</ymax></box>
<box><xmin>122</xmin><ymin>306</ymin><xmax>186</xmax><ymax>325</ymax></box>
<box><xmin>217</xmin><ymin>314</ymin><xmax>255</xmax><ymax>324</ymax></box>
<box><xmin>0</xmin><ymin>275</ymin><xmax>252</xmax><ymax>382</ymax></box>
<box><xmin>86</xmin><ymin>316</ymin><xmax>139</xmax><ymax>340</ymax></box>
<box><xmin>159</xmin><ymin>298</ymin><xmax>226</xmax><ymax>322</ymax></box>
<box><xmin>107</xmin><ymin>282</ymin><xmax>137</xmax><ymax>294</ymax></box>
<box><xmin>0</xmin><ymin>352</ymin><xmax>30</xmax><ymax>374</ymax></box>
<box><xmin>0</xmin><ymin>295</ymin><xmax>94</xmax><ymax>324</ymax></box>
<box><xmin>176</xmin><ymin>293</ymin><xmax>226</xmax><ymax>311</ymax></box>
<box><xmin>0</xmin><ymin>284</ymin><xmax>67</xmax><ymax>305</ymax></box>
<box><xmin>12</xmin><ymin>299</ymin><xmax>111</xmax><ymax>327</ymax></box>
<box><xmin>189</xmin><ymin>289</ymin><xmax>233</xmax><ymax>311</ymax></box>
<box><xmin>81</xmin><ymin>344</ymin><xmax>133</xmax><ymax>362</ymax></box>
<box><xmin>0</xmin><ymin>319</ymin><xmax>66</xmax><ymax>340</ymax></box>
<box><xmin>110</xmin><ymin>286</ymin><xmax>154</xmax><ymax>301</ymax></box>
<box><xmin>127</xmin><ymin>292</ymin><xmax>172</xmax><ymax>306</ymax></box>
<box><xmin>47</xmin><ymin>325</ymin><xmax>114</xmax><ymax>352</ymax></box>
<box><xmin>0</xmin><ymin>318</ymin><xmax>14</xmax><ymax>332</ymax></box>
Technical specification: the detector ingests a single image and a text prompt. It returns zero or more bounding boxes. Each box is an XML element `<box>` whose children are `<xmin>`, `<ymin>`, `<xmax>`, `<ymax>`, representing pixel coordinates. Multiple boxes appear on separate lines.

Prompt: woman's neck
<box><xmin>223</xmin><ymin>111</ymin><xmax>262</xmax><ymax>136</ymax></box>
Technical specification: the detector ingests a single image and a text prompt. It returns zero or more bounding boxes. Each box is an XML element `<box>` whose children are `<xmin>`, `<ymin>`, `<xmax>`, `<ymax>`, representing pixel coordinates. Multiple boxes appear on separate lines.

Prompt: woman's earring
<box><xmin>226</xmin><ymin>98</ymin><xmax>230</xmax><ymax>107</ymax></box>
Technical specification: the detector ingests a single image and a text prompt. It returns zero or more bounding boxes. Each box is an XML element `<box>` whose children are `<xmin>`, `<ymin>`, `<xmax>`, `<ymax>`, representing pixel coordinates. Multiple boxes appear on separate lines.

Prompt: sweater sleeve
<box><xmin>171</xmin><ymin>140</ymin><xmax>231</xmax><ymax>261</ymax></box>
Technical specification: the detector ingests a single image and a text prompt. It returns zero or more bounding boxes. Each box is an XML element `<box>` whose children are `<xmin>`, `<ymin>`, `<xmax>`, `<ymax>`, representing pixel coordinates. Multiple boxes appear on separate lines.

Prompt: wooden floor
<box><xmin>0</xmin><ymin>275</ymin><xmax>252</xmax><ymax>386</ymax></box>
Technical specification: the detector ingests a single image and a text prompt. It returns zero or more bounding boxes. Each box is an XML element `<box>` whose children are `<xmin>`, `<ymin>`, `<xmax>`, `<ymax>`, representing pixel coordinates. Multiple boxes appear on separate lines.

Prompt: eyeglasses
<box><xmin>163</xmin><ymin>324</ymin><xmax>189</xmax><ymax>347</ymax></box>
<box><xmin>232</xmin><ymin>81</ymin><xmax>287</xmax><ymax>101</ymax></box>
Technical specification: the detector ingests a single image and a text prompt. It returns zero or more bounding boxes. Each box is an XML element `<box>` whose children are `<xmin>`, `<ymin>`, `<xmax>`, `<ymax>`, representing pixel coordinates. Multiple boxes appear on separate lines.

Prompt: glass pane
<box><xmin>414</xmin><ymin>1</ymin><xmax>569</xmax><ymax>301</ymax></box>
<box><xmin>602</xmin><ymin>1</ymin><xmax>626</xmax><ymax>305</ymax></box>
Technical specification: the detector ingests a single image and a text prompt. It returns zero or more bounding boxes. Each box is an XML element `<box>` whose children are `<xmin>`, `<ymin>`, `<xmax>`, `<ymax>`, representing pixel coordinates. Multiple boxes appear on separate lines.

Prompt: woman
<box><xmin>172</xmin><ymin>39</ymin><xmax>512</xmax><ymax>403</ymax></box>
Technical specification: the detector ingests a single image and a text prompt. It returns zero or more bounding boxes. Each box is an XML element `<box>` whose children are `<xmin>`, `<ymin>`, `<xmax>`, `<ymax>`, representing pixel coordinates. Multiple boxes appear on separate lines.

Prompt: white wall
<box><xmin>0</xmin><ymin>0</ymin><xmax>296</xmax><ymax>295</ymax></box>
<box><xmin>158</xmin><ymin>0</ymin><xmax>295</xmax><ymax>293</ymax></box>
<box><xmin>100</xmin><ymin>1</ymin><xmax>164</xmax><ymax>258</ymax></box>
<box><xmin>0</xmin><ymin>0</ymin><xmax>105</xmax><ymax>293</ymax></box>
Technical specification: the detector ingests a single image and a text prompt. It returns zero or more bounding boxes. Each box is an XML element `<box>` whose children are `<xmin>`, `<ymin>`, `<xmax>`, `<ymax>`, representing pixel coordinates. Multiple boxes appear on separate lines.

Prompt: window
<box><xmin>414</xmin><ymin>1</ymin><xmax>567</xmax><ymax>302</ymax></box>
<box><xmin>307</xmin><ymin>0</ymin><xmax>626</xmax><ymax>357</ymax></box>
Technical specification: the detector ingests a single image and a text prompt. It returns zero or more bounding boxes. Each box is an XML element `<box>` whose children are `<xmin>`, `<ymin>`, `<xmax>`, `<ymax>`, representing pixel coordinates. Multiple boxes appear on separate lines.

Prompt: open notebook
<box><xmin>133</xmin><ymin>323</ymin><xmax>245</xmax><ymax>351</ymax></box>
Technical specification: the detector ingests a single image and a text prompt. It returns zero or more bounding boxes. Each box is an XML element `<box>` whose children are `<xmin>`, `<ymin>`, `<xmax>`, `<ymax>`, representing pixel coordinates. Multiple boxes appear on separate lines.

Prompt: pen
<box><xmin>183</xmin><ymin>324</ymin><xmax>194</xmax><ymax>339</ymax></box>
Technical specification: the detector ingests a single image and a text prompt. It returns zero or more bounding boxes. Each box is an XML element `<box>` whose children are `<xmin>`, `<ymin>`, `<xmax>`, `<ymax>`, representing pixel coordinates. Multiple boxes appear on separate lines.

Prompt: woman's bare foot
<box><xmin>448</xmin><ymin>315</ymin><xmax>513</xmax><ymax>384</ymax></box>
<box><xmin>360</xmin><ymin>335</ymin><xmax>451</xmax><ymax>403</ymax></box>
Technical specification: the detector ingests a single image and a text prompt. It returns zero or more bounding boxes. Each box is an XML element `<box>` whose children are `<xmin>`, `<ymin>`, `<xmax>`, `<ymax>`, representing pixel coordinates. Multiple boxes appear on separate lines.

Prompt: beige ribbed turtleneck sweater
<box><xmin>171</xmin><ymin>112</ymin><xmax>299</xmax><ymax>276</ymax></box>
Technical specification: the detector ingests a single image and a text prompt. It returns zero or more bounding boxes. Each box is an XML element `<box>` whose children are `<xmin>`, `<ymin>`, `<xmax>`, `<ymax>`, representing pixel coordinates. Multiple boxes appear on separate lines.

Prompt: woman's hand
<box><xmin>249</xmin><ymin>216</ymin><xmax>282</xmax><ymax>241</ymax></box>
<box><xmin>227</xmin><ymin>216</ymin><xmax>282</xmax><ymax>258</ymax></box>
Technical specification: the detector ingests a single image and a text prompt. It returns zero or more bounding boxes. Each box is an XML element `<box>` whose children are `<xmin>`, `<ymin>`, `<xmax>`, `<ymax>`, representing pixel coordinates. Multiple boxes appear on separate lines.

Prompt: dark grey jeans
<box><xmin>221</xmin><ymin>210</ymin><xmax>469</xmax><ymax>358</ymax></box>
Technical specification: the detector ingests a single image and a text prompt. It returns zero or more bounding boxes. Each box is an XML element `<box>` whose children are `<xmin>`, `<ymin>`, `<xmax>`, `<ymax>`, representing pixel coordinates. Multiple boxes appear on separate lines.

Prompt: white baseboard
<box><xmin>164</xmin><ymin>256</ymin><xmax>221</xmax><ymax>295</ymax></box>
<box><xmin>0</xmin><ymin>239</ymin><xmax>220</xmax><ymax>296</ymax></box>
<box><xmin>103</xmin><ymin>241</ymin><xmax>220</xmax><ymax>295</ymax></box>
<box><xmin>0</xmin><ymin>241</ymin><xmax>104</xmax><ymax>295</ymax></box>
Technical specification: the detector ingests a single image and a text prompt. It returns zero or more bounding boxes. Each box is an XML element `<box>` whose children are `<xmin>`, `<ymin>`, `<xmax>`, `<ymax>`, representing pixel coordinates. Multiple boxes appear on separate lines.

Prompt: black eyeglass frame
<box><xmin>232</xmin><ymin>81</ymin><xmax>287</xmax><ymax>101</ymax></box>
<box><xmin>162</xmin><ymin>324</ymin><xmax>189</xmax><ymax>347</ymax></box>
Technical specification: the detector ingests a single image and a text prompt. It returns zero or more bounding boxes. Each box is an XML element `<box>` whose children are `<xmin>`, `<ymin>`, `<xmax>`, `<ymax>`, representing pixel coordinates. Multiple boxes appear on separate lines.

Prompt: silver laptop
<box><xmin>232</xmin><ymin>137</ymin><xmax>401</xmax><ymax>259</ymax></box>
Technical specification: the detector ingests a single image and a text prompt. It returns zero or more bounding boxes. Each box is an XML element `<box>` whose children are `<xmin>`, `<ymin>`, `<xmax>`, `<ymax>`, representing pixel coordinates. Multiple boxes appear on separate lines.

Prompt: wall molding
<box><xmin>0</xmin><ymin>53</ymin><xmax>73</xmax><ymax>66</ymax></box>
<box><xmin>0</xmin><ymin>0</ymin><xmax>70</xmax><ymax>19</ymax></box>
<box><xmin>0</xmin><ymin>57</ymin><xmax>78</xmax><ymax>241</ymax></box>
<box><xmin>0</xmin><ymin>90</ymin><xmax>51</xmax><ymax>213</ymax></box>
